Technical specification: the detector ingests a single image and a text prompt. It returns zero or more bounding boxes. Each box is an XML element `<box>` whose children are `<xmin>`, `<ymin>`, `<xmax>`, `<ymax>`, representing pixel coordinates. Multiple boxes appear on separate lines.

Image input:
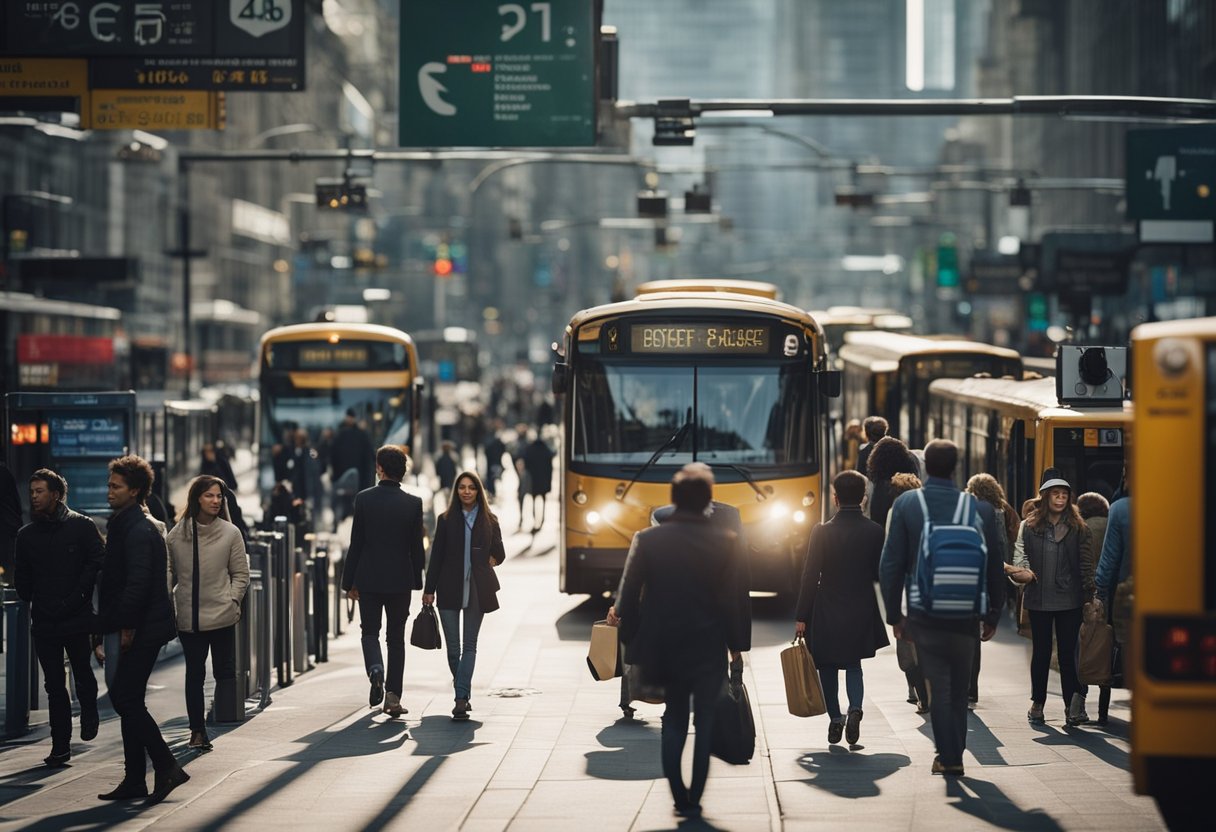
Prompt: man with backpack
<box><xmin>879</xmin><ymin>440</ymin><xmax>1005</xmax><ymax>777</ymax></box>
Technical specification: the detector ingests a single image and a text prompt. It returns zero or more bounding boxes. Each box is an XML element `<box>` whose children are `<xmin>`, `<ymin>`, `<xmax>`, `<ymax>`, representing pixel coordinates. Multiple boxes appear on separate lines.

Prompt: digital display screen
<box><xmin>298</xmin><ymin>346</ymin><xmax>370</xmax><ymax>368</ymax></box>
<box><xmin>629</xmin><ymin>324</ymin><xmax>770</xmax><ymax>355</ymax></box>
<box><xmin>49</xmin><ymin>414</ymin><xmax>128</xmax><ymax>458</ymax></box>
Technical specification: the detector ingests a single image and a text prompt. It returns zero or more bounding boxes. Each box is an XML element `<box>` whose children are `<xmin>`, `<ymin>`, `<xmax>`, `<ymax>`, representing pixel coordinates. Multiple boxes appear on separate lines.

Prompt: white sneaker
<box><xmin>382</xmin><ymin>692</ymin><xmax>406</xmax><ymax>718</ymax></box>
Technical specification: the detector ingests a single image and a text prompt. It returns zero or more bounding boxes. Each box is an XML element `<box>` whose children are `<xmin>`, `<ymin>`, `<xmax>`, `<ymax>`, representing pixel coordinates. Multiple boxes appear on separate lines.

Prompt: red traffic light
<box><xmin>433</xmin><ymin>258</ymin><xmax>453</xmax><ymax>277</ymax></box>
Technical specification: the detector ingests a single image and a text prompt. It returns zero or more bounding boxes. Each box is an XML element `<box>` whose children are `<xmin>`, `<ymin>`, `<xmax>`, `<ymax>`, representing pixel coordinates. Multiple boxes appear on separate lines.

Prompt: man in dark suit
<box><xmin>612</xmin><ymin>466</ymin><xmax>751</xmax><ymax>820</ymax></box>
<box><xmin>342</xmin><ymin>445</ymin><xmax>426</xmax><ymax>718</ymax></box>
<box><xmin>879</xmin><ymin>439</ymin><xmax>1005</xmax><ymax>777</ymax></box>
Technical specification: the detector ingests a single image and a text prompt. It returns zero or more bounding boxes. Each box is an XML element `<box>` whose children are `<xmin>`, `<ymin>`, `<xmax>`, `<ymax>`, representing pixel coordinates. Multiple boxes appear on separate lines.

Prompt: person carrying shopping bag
<box><xmin>423</xmin><ymin>471</ymin><xmax>506</xmax><ymax>721</ymax></box>
<box><xmin>795</xmin><ymin>470</ymin><xmax>889</xmax><ymax>746</ymax></box>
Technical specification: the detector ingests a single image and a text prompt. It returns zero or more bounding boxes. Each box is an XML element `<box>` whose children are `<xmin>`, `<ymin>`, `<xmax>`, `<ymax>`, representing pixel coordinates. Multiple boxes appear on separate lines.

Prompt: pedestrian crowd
<box><xmin>3</xmin><ymin>407</ymin><xmax>1132</xmax><ymax>822</ymax></box>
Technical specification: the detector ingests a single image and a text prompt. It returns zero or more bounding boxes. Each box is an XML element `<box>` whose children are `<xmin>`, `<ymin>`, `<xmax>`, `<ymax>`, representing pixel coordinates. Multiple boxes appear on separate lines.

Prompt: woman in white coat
<box><xmin>166</xmin><ymin>476</ymin><xmax>249</xmax><ymax>750</ymax></box>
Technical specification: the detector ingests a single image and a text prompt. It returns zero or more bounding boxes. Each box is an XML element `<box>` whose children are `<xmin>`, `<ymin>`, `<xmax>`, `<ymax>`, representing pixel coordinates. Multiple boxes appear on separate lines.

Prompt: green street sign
<box><xmin>399</xmin><ymin>1</ymin><xmax>596</xmax><ymax>148</ymax></box>
<box><xmin>1126</xmin><ymin>125</ymin><xmax>1216</xmax><ymax>221</ymax></box>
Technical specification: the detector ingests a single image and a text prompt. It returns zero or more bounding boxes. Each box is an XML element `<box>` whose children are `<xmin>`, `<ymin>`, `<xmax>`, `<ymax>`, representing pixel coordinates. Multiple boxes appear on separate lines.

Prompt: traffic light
<box><xmin>936</xmin><ymin>233</ymin><xmax>959</xmax><ymax>288</ymax></box>
<box><xmin>432</xmin><ymin>241</ymin><xmax>453</xmax><ymax>277</ymax></box>
<box><xmin>315</xmin><ymin>177</ymin><xmax>368</xmax><ymax>211</ymax></box>
<box><xmin>1027</xmin><ymin>292</ymin><xmax>1049</xmax><ymax>331</ymax></box>
<box><xmin>834</xmin><ymin>190</ymin><xmax>875</xmax><ymax>208</ymax></box>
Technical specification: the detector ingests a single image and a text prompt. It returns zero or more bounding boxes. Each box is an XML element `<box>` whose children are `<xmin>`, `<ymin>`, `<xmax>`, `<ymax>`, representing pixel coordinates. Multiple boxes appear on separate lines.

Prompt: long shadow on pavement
<box><xmin>1032</xmin><ymin>723</ymin><xmax>1129</xmax><ymax>770</ymax></box>
<box><xmin>946</xmin><ymin>776</ymin><xmax>1066</xmax><ymax>831</ymax></box>
<box><xmin>191</xmin><ymin>712</ymin><xmax>420</xmax><ymax>832</ymax></box>
<box><xmin>585</xmin><ymin>720</ymin><xmax>663</xmax><ymax>780</ymax></box>
<box><xmin>915</xmin><ymin>711</ymin><xmax>1011</xmax><ymax>767</ymax></box>
<box><xmin>796</xmin><ymin>746</ymin><xmax>910</xmax><ymax>798</ymax></box>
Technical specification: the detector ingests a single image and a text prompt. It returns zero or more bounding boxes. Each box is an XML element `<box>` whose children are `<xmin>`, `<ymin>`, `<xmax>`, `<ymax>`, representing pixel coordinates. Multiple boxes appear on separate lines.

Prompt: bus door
<box><xmin>1050</xmin><ymin>425</ymin><xmax>1125</xmax><ymax>502</ymax></box>
<box><xmin>4</xmin><ymin>392</ymin><xmax>137</xmax><ymax>521</ymax></box>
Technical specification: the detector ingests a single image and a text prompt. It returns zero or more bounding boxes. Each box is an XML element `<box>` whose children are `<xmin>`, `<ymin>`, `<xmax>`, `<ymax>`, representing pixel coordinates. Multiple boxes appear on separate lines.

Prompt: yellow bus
<box><xmin>551</xmin><ymin>282</ymin><xmax>839</xmax><ymax>595</ymax></box>
<box><xmin>1129</xmin><ymin>316</ymin><xmax>1216</xmax><ymax>827</ymax></box>
<box><xmin>927</xmin><ymin>375</ymin><xmax>1129</xmax><ymax>507</ymax></box>
<box><xmin>839</xmin><ymin>331</ymin><xmax>1022</xmax><ymax>452</ymax></box>
<box><xmin>258</xmin><ymin>323</ymin><xmax>424</xmax><ymax>504</ymax></box>
<box><xmin>810</xmin><ymin>306</ymin><xmax>915</xmax><ymax>361</ymax></box>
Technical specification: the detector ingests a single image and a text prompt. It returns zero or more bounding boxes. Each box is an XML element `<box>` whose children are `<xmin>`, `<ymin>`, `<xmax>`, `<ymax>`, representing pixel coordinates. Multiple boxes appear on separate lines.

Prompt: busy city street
<box><xmin>0</xmin><ymin>468</ymin><xmax>1162</xmax><ymax>831</ymax></box>
<box><xmin>2</xmin><ymin>1</ymin><xmax>1214</xmax><ymax>829</ymax></box>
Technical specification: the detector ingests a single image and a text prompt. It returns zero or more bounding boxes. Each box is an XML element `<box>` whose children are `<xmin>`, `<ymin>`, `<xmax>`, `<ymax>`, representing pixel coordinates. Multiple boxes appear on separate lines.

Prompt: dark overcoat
<box><xmin>795</xmin><ymin>505</ymin><xmax>889</xmax><ymax>668</ymax></box>
<box><xmin>341</xmin><ymin>481</ymin><xmax>426</xmax><ymax>594</ymax></box>
<box><xmin>616</xmin><ymin>510</ymin><xmax>751</xmax><ymax>686</ymax></box>
<box><xmin>97</xmin><ymin>504</ymin><xmax>177</xmax><ymax>648</ymax></box>
<box><xmin>423</xmin><ymin>506</ymin><xmax>506</xmax><ymax>612</ymax></box>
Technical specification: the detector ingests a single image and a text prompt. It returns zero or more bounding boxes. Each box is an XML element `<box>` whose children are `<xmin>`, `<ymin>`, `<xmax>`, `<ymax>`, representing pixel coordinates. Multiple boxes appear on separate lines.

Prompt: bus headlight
<box><xmin>769</xmin><ymin>502</ymin><xmax>789</xmax><ymax>520</ymax></box>
<box><xmin>573</xmin><ymin>490</ymin><xmax>588</xmax><ymax>505</ymax></box>
<box><xmin>793</xmin><ymin>510</ymin><xmax>807</xmax><ymax>524</ymax></box>
<box><xmin>802</xmin><ymin>491</ymin><xmax>816</xmax><ymax>507</ymax></box>
<box><xmin>586</xmin><ymin>510</ymin><xmax>601</xmax><ymax>527</ymax></box>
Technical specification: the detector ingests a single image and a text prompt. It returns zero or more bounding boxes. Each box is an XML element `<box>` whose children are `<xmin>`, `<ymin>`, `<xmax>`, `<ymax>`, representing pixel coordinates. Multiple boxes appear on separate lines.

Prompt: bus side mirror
<box><xmin>552</xmin><ymin>362</ymin><xmax>568</xmax><ymax>396</ymax></box>
<box><xmin>819</xmin><ymin>370</ymin><xmax>841</xmax><ymax>398</ymax></box>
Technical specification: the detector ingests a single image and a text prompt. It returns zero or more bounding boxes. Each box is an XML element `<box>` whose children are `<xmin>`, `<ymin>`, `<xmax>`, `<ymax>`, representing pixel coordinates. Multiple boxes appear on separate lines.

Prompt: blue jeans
<box><xmin>439</xmin><ymin>600</ymin><xmax>485</xmax><ymax>700</ymax></box>
<box><xmin>819</xmin><ymin>663</ymin><xmax>863</xmax><ymax>721</ymax></box>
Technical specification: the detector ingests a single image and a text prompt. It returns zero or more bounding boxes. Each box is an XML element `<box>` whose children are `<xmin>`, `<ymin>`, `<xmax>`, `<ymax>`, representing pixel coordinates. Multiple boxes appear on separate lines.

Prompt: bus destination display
<box><xmin>630</xmin><ymin>324</ymin><xmax>770</xmax><ymax>354</ymax></box>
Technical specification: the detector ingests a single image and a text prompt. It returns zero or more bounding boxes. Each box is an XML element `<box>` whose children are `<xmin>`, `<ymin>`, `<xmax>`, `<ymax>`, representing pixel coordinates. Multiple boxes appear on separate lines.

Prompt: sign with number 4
<box><xmin>231</xmin><ymin>0</ymin><xmax>292</xmax><ymax>38</ymax></box>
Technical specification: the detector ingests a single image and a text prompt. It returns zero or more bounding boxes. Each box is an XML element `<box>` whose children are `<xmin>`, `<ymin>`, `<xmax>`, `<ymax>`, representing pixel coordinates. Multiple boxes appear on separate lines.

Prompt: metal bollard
<box><xmin>2</xmin><ymin>589</ymin><xmax>32</xmax><ymax>738</ymax></box>
<box><xmin>292</xmin><ymin>549</ymin><xmax>307</xmax><ymax>674</ymax></box>
<box><xmin>313</xmin><ymin>551</ymin><xmax>329</xmax><ymax>663</ymax></box>
<box><xmin>272</xmin><ymin>518</ymin><xmax>294</xmax><ymax>687</ymax></box>
<box><xmin>213</xmin><ymin>593</ymin><xmax>246</xmax><ymax>723</ymax></box>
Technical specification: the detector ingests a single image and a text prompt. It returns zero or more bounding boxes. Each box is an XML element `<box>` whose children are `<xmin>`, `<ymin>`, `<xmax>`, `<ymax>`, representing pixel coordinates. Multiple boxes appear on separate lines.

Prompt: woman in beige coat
<box><xmin>167</xmin><ymin>476</ymin><xmax>249</xmax><ymax>750</ymax></box>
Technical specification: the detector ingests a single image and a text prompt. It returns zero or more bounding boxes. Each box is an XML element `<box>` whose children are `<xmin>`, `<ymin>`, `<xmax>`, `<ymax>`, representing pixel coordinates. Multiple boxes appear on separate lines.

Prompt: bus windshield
<box><xmin>572</xmin><ymin>360</ymin><xmax>815</xmax><ymax>472</ymax></box>
<box><xmin>259</xmin><ymin>375</ymin><xmax>412</xmax><ymax>491</ymax></box>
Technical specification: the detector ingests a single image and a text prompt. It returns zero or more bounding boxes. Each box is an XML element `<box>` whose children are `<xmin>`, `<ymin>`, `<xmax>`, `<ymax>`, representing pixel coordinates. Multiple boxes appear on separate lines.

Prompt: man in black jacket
<box><xmin>613</xmin><ymin>466</ymin><xmax>751</xmax><ymax>820</ymax></box>
<box><xmin>96</xmin><ymin>455</ymin><xmax>188</xmax><ymax>805</ymax></box>
<box><xmin>342</xmin><ymin>445</ymin><xmax>426</xmax><ymax>718</ymax></box>
<box><xmin>14</xmin><ymin>469</ymin><xmax>105</xmax><ymax>766</ymax></box>
<box><xmin>879</xmin><ymin>440</ymin><xmax>1005</xmax><ymax>778</ymax></box>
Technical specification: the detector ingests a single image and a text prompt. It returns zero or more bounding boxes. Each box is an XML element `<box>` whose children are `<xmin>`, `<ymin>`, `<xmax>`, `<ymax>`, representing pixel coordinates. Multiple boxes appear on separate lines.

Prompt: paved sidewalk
<box><xmin>0</xmin><ymin>484</ymin><xmax>1166</xmax><ymax>830</ymax></box>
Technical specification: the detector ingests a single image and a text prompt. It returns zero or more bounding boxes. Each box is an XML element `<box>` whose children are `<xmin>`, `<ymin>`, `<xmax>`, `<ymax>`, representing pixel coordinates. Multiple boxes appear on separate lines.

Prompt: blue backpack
<box><xmin>908</xmin><ymin>490</ymin><xmax>988</xmax><ymax>618</ymax></box>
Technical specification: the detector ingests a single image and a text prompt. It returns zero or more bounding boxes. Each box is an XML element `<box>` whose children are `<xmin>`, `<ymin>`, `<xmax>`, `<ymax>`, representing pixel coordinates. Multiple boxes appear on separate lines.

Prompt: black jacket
<box><xmin>97</xmin><ymin>504</ymin><xmax>176</xmax><ymax>647</ymax></box>
<box><xmin>795</xmin><ymin>506</ymin><xmax>889</xmax><ymax>667</ymax></box>
<box><xmin>616</xmin><ymin>509</ymin><xmax>751</xmax><ymax>686</ymax></box>
<box><xmin>424</xmin><ymin>506</ymin><xmax>506</xmax><ymax>612</ymax></box>
<box><xmin>341</xmin><ymin>481</ymin><xmax>426</xmax><ymax>594</ymax></box>
<box><xmin>0</xmin><ymin>463</ymin><xmax>21</xmax><ymax>578</ymax></box>
<box><xmin>522</xmin><ymin>439</ymin><xmax>553</xmax><ymax>495</ymax></box>
<box><xmin>330</xmin><ymin>423</ymin><xmax>375</xmax><ymax>490</ymax></box>
<box><xmin>14</xmin><ymin>503</ymin><xmax>105</xmax><ymax>636</ymax></box>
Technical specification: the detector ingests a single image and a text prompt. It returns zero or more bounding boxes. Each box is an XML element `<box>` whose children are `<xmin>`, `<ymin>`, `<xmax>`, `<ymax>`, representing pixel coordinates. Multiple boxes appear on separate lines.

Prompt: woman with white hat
<box><xmin>1010</xmin><ymin>475</ymin><xmax>1093</xmax><ymax>726</ymax></box>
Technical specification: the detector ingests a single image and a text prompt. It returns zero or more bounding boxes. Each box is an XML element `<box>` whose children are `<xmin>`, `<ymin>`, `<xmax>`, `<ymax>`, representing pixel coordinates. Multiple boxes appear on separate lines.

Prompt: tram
<box><xmin>926</xmin><ymin>375</ymin><xmax>1128</xmax><ymax>508</ymax></box>
<box><xmin>552</xmin><ymin>281</ymin><xmax>840</xmax><ymax>596</ymax></box>
<box><xmin>1128</xmin><ymin>316</ymin><xmax>1216</xmax><ymax>828</ymax></box>
<box><xmin>838</xmin><ymin>331</ymin><xmax>1022</xmax><ymax>451</ymax></box>
<box><xmin>257</xmin><ymin>323</ymin><xmax>424</xmax><ymax>501</ymax></box>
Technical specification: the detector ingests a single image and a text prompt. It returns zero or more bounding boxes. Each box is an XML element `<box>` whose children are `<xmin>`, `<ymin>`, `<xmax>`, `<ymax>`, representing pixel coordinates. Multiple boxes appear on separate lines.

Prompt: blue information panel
<box><xmin>49</xmin><ymin>414</ymin><xmax>128</xmax><ymax>458</ymax></box>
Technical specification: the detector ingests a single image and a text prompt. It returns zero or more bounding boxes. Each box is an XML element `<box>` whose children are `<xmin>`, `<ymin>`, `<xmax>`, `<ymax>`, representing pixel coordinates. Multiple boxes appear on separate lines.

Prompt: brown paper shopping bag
<box><xmin>587</xmin><ymin>620</ymin><xmax>620</xmax><ymax>681</ymax></box>
<box><xmin>780</xmin><ymin>637</ymin><xmax>826</xmax><ymax>717</ymax></box>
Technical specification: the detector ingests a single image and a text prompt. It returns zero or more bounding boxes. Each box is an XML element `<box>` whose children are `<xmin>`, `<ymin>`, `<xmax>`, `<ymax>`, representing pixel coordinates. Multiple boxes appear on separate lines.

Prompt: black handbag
<box><xmin>710</xmin><ymin>662</ymin><xmax>755</xmax><ymax>765</ymax></box>
<box><xmin>410</xmin><ymin>604</ymin><xmax>442</xmax><ymax>650</ymax></box>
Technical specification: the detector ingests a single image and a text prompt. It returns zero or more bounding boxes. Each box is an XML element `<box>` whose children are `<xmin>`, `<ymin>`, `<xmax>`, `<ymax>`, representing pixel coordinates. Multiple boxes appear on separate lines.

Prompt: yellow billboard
<box><xmin>85</xmin><ymin>89</ymin><xmax>226</xmax><ymax>130</ymax></box>
<box><xmin>0</xmin><ymin>58</ymin><xmax>88</xmax><ymax>96</ymax></box>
